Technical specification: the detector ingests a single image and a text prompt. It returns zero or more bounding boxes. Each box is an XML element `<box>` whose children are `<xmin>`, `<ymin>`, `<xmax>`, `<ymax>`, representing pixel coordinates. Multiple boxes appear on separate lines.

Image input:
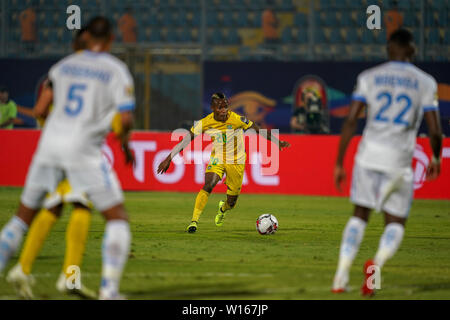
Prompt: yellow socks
<box><xmin>220</xmin><ymin>200</ymin><xmax>233</xmax><ymax>213</ymax></box>
<box><xmin>62</xmin><ymin>208</ymin><xmax>91</xmax><ymax>277</ymax></box>
<box><xmin>192</xmin><ymin>189</ymin><xmax>210</xmax><ymax>222</ymax></box>
<box><xmin>19</xmin><ymin>209</ymin><xmax>57</xmax><ymax>274</ymax></box>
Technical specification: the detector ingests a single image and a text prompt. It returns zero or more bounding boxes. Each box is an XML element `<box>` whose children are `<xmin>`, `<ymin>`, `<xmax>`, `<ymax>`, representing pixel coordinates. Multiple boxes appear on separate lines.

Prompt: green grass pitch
<box><xmin>0</xmin><ymin>187</ymin><xmax>449</xmax><ymax>300</ymax></box>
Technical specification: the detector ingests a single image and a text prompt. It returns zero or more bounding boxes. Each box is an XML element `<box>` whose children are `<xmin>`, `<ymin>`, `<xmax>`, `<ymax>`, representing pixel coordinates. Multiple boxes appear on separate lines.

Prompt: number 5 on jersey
<box><xmin>64</xmin><ymin>84</ymin><xmax>86</xmax><ymax>116</ymax></box>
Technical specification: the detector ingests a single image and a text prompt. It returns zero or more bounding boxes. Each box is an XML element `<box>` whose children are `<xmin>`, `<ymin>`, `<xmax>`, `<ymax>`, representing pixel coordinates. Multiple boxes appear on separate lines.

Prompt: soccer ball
<box><xmin>256</xmin><ymin>214</ymin><xmax>278</xmax><ymax>235</ymax></box>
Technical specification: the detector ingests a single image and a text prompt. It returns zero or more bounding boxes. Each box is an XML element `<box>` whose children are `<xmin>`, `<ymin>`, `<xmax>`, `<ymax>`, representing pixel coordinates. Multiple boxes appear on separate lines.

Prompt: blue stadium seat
<box><xmin>427</xmin><ymin>28</ymin><xmax>441</xmax><ymax>44</ymax></box>
<box><xmin>208</xmin><ymin>29</ymin><xmax>223</xmax><ymax>45</ymax></box>
<box><xmin>345</xmin><ymin>28</ymin><xmax>359</xmax><ymax>43</ymax></box>
<box><xmin>227</xmin><ymin>28</ymin><xmax>240</xmax><ymax>44</ymax></box>
<box><xmin>376</xmin><ymin>29</ymin><xmax>386</xmax><ymax>44</ymax></box>
<box><xmin>236</xmin><ymin>10</ymin><xmax>248</xmax><ymax>27</ymax></box>
<box><xmin>253</xmin><ymin>11</ymin><xmax>262</xmax><ymax>27</ymax></box>
<box><xmin>361</xmin><ymin>29</ymin><xmax>375</xmax><ymax>44</ymax></box>
<box><xmin>207</xmin><ymin>10</ymin><xmax>218</xmax><ymax>27</ymax></box>
<box><xmin>324</xmin><ymin>11</ymin><xmax>338</xmax><ymax>27</ymax></box>
<box><xmin>314</xmin><ymin>29</ymin><xmax>327</xmax><ymax>43</ymax></box>
<box><xmin>138</xmin><ymin>28</ymin><xmax>148</xmax><ymax>42</ymax></box>
<box><xmin>173</xmin><ymin>11</ymin><xmax>188</xmax><ymax>27</ymax></box>
<box><xmin>48</xmin><ymin>28</ymin><xmax>58</xmax><ymax>43</ymax></box>
<box><xmin>445</xmin><ymin>30</ymin><xmax>450</xmax><ymax>44</ymax></box>
<box><xmin>329</xmin><ymin>28</ymin><xmax>342</xmax><ymax>43</ymax></box>
<box><xmin>296</xmin><ymin>30</ymin><xmax>308</xmax><ymax>43</ymax></box>
<box><xmin>166</xmin><ymin>28</ymin><xmax>179</xmax><ymax>42</ymax></box>
<box><xmin>222</xmin><ymin>10</ymin><xmax>234</xmax><ymax>27</ymax></box>
<box><xmin>294</xmin><ymin>13</ymin><xmax>307</xmax><ymax>27</ymax></box>
<box><xmin>281</xmin><ymin>0</ymin><xmax>294</xmax><ymax>11</ymax></box>
<box><xmin>149</xmin><ymin>29</ymin><xmax>162</xmax><ymax>42</ymax></box>
<box><xmin>191</xmin><ymin>11</ymin><xmax>201</xmax><ymax>27</ymax></box>
<box><xmin>149</xmin><ymin>12</ymin><xmax>159</xmax><ymax>27</ymax></box>
<box><xmin>403</xmin><ymin>11</ymin><xmax>416</xmax><ymax>27</ymax></box>
<box><xmin>437</xmin><ymin>10</ymin><xmax>447</xmax><ymax>27</ymax></box>
<box><xmin>161</xmin><ymin>10</ymin><xmax>172</xmax><ymax>26</ymax></box>
<box><xmin>340</xmin><ymin>11</ymin><xmax>353</xmax><ymax>27</ymax></box>
<box><xmin>179</xmin><ymin>28</ymin><xmax>192</xmax><ymax>42</ymax></box>
<box><xmin>320</xmin><ymin>0</ymin><xmax>333</xmax><ymax>9</ymax></box>
<box><xmin>38</xmin><ymin>28</ymin><xmax>49</xmax><ymax>43</ymax></box>
<box><xmin>281</xmin><ymin>27</ymin><xmax>293</xmax><ymax>43</ymax></box>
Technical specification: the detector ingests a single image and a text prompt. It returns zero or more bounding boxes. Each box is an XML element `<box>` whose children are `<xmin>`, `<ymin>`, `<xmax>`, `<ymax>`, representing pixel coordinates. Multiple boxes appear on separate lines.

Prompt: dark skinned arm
<box><xmin>157</xmin><ymin>131</ymin><xmax>195</xmax><ymax>174</ymax></box>
<box><xmin>423</xmin><ymin>110</ymin><xmax>443</xmax><ymax>181</ymax></box>
<box><xmin>116</xmin><ymin>111</ymin><xmax>135</xmax><ymax>166</ymax></box>
<box><xmin>248</xmin><ymin>122</ymin><xmax>291</xmax><ymax>150</ymax></box>
<box><xmin>334</xmin><ymin>100</ymin><xmax>365</xmax><ymax>192</ymax></box>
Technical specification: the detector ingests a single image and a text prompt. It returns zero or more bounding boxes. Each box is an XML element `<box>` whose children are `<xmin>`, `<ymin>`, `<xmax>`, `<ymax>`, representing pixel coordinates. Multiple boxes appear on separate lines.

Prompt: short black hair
<box><xmin>72</xmin><ymin>26</ymin><xmax>88</xmax><ymax>51</ymax></box>
<box><xmin>389</xmin><ymin>28</ymin><xmax>414</xmax><ymax>47</ymax></box>
<box><xmin>0</xmin><ymin>85</ymin><xmax>8</xmax><ymax>93</ymax></box>
<box><xmin>211</xmin><ymin>92</ymin><xmax>227</xmax><ymax>104</ymax></box>
<box><xmin>86</xmin><ymin>16</ymin><xmax>112</xmax><ymax>40</ymax></box>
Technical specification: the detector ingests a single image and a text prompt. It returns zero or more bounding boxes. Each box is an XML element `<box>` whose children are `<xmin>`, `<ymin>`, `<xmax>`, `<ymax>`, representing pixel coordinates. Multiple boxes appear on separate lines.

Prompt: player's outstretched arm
<box><xmin>248</xmin><ymin>122</ymin><xmax>290</xmax><ymax>150</ymax></box>
<box><xmin>157</xmin><ymin>131</ymin><xmax>195</xmax><ymax>174</ymax></box>
<box><xmin>424</xmin><ymin>110</ymin><xmax>443</xmax><ymax>181</ymax></box>
<box><xmin>334</xmin><ymin>100</ymin><xmax>365</xmax><ymax>192</ymax></box>
<box><xmin>32</xmin><ymin>82</ymin><xmax>53</xmax><ymax>120</ymax></box>
<box><xmin>116</xmin><ymin>111</ymin><xmax>135</xmax><ymax>166</ymax></box>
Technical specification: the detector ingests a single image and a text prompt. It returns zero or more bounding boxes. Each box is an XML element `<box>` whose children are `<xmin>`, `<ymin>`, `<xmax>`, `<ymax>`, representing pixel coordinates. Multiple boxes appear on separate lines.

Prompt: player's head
<box><xmin>86</xmin><ymin>16</ymin><xmax>113</xmax><ymax>52</ymax></box>
<box><xmin>0</xmin><ymin>85</ymin><xmax>9</xmax><ymax>103</ymax></box>
<box><xmin>387</xmin><ymin>28</ymin><xmax>415</xmax><ymax>62</ymax></box>
<box><xmin>72</xmin><ymin>26</ymin><xmax>88</xmax><ymax>52</ymax></box>
<box><xmin>211</xmin><ymin>92</ymin><xmax>229</xmax><ymax>121</ymax></box>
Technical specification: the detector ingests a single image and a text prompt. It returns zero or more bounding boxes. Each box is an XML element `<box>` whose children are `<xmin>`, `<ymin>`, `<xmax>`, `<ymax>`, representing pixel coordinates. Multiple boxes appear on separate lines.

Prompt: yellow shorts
<box><xmin>206</xmin><ymin>160</ymin><xmax>245</xmax><ymax>196</ymax></box>
<box><xmin>43</xmin><ymin>179</ymin><xmax>92</xmax><ymax>209</ymax></box>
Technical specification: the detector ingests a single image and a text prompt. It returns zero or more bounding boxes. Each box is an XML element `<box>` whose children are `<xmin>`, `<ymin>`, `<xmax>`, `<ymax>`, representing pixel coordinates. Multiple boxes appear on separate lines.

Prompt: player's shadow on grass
<box><xmin>405</xmin><ymin>282</ymin><xmax>450</xmax><ymax>293</ymax></box>
<box><xmin>125</xmin><ymin>282</ymin><xmax>259</xmax><ymax>299</ymax></box>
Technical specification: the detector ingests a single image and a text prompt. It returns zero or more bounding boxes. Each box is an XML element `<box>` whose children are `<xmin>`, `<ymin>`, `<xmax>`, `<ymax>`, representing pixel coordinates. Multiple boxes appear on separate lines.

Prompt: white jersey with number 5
<box><xmin>34</xmin><ymin>50</ymin><xmax>135</xmax><ymax>168</ymax></box>
<box><xmin>352</xmin><ymin>61</ymin><xmax>439</xmax><ymax>172</ymax></box>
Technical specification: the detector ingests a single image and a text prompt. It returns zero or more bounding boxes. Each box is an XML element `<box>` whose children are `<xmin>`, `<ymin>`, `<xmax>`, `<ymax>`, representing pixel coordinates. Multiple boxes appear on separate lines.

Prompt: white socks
<box><xmin>100</xmin><ymin>220</ymin><xmax>131</xmax><ymax>298</ymax></box>
<box><xmin>374</xmin><ymin>223</ymin><xmax>405</xmax><ymax>268</ymax></box>
<box><xmin>0</xmin><ymin>216</ymin><xmax>28</xmax><ymax>273</ymax></box>
<box><xmin>333</xmin><ymin>216</ymin><xmax>367</xmax><ymax>289</ymax></box>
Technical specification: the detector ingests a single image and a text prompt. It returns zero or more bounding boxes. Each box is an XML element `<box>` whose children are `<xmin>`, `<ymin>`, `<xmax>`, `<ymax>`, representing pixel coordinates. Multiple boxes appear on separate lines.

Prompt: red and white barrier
<box><xmin>0</xmin><ymin>130</ymin><xmax>448</xmax><ymax>199</ymax></box>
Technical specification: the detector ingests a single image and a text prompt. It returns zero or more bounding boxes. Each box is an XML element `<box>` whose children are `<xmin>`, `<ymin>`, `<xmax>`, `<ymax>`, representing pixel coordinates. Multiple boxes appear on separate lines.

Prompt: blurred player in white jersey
<box><xmin>332</xmin><ymin>29</ymin><xmax>442</xmax><ymax>296</ymax></box>
<box><xmin>0</xmin><ymin>17</ymin><xmax>135</xmax><ymax>300</ymax></box>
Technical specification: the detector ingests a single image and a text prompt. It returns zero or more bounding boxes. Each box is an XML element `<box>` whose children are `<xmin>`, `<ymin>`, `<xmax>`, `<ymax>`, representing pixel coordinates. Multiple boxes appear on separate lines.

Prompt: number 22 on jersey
<box><xmin>374</xmin><ymin>91</ymin><xmax>412</xmax><ymax>127</ymax></box>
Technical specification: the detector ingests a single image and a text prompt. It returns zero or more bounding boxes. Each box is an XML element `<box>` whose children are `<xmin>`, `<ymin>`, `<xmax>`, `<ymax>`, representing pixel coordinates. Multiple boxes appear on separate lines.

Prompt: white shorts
<box><xmin>350</xmin><ymin>163</ymin><xmax>414</xmax><ymax>218</ymax></box>
<box><xmin>21</xmin><ymin>158</ymin><xmax>124</xmax><ymax>212</ymax></box>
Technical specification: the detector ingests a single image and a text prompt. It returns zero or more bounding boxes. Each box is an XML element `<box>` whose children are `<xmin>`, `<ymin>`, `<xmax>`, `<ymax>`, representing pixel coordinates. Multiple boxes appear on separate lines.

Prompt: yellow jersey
<box><xmin>191</xmin><ymin>111</ymin><xmax>253</xmax><ymax>165</ymax></box>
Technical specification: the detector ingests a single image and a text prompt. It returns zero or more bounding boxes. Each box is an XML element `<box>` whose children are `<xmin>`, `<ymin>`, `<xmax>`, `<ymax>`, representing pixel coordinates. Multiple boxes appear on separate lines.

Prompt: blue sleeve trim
<box><xmin>351</xmin><ymin>94</ymin><xmax>366</xmax><ymax>103</ymax></box>
<box><xmin>423</xmin><ymin>105</ymin><xmax>438</xmax><ymax>112</ymax></box>
<box><xmin>118</xmin><ymin>102</ymin><xmax>135</xmax><ymax>112</ymax></box>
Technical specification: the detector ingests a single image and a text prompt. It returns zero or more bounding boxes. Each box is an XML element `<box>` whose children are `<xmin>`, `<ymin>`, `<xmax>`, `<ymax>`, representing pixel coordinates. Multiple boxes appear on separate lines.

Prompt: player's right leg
<box><xmin>187</xmin><ymin>171</ymin><xmax>222</xmax><ymax>233</ymax></box>
<box><xmin>332</xmin><ymin>163</ymin><xmax>378</xmax><ymax>293</ymax></box>
<box><xmin>0</xmin><ymin>161</ymin><xmax>59</xmax><ymax>275</ymax></box>
<box><xmin>2</xmin><ymin>162</ymin><xmax>61</xmax><ymax>298</ymax></box>
<box><xmin>332</xmin><ymin>205</ymin><xmax>370</xmax><ymax>293</ymax></box>
<box><xmin>67</xmin><ymin>163</ymin><xmax>130</xmax><ymax>300</ymax></box>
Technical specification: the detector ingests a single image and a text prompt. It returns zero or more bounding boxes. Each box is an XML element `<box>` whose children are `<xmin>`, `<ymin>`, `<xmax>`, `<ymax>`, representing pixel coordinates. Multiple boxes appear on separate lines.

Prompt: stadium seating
<box><xmin>3</xmin><ymin>0</ymin><xmax>448</xmax><ymax>62</ymax></box>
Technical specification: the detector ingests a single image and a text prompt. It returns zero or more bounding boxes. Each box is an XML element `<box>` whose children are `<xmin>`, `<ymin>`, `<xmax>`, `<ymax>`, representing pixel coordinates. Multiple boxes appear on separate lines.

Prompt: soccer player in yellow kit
<box><xmin>157</xmin><ymin>92</ymin><xmax>290</xmax><ymax>233</ymax></box>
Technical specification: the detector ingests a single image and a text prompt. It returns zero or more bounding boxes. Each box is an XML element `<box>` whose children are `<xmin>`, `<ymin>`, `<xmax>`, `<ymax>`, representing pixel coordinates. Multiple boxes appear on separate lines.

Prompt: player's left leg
<box><xmin>17</xmin><ymin>203</ymin><xmax>63</xmax><ymax>276</ymax></box>
<box><xmin>16</xmin><ymin>181</ymin><xmax>68</xmax><ymax>277</ymax></box>
<box><xmin>361</xmin><ymin>213</ymin><xmax>406</xmax><ymax>297</ymax></box>
<box><xmin>361</xmin><ymin>169</ymin><xmax>412</xmax><ymax>296</ymax></box>
<box><xmin>215</xmin><ymin>163</ymin><xmax>244</xmax><ymax>227</ymax></box>
<box><xmin>56</xmin><ymin>201</ymin><xmax>96</xmax><ymax>299</ymax></box>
